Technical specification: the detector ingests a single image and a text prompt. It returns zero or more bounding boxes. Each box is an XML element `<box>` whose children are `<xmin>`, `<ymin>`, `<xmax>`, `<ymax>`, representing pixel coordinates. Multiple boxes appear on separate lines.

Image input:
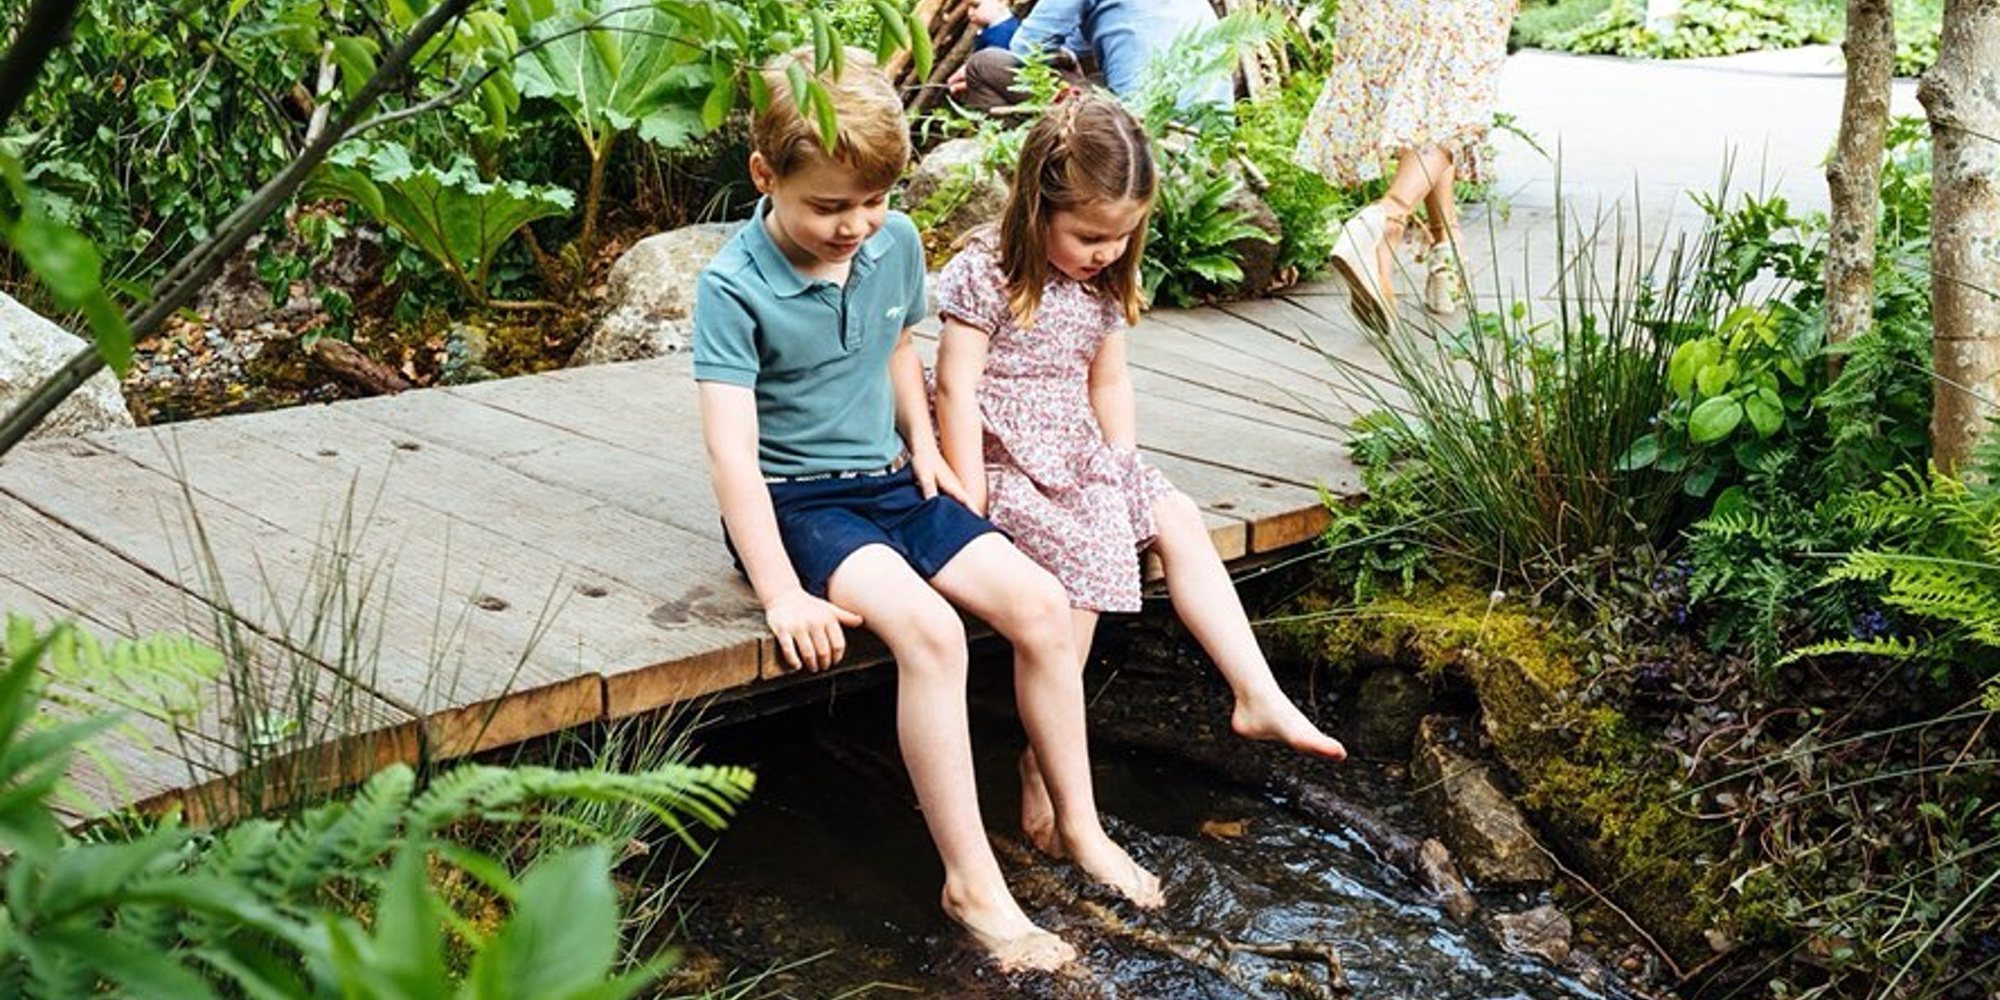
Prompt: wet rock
<box><xmin>1492</xmin><ymin>904</ymin><xmax>1573</xmax><ymax>966</ymax></box>
<box><xmin>0</xmin><ymin>292</ymin><xmax>134</xmax><ymax>439</ymax></box>
<box><xmin>1416</xmin><ymin>837</ymin><xmax>1478</xmax><ymax>922</ymax></box>
<box><xmin>904</xmin><ymin>137</ymin><xmax>1009</xmax><ymax>261</ymax></box>
<box><xmin>571</xmin><ymin>222</ymin><xmax>738</xmax><ymax>367</ymax></box>
<box><xmin>1349</xmin><ymin>667</ymin><xmax>1431</xmax><ymax>758</ymax></box>
<box><xmin>1411</xmin><ymin>715</ymin><xmax>1555</xmax><ymax>887</ymax></box>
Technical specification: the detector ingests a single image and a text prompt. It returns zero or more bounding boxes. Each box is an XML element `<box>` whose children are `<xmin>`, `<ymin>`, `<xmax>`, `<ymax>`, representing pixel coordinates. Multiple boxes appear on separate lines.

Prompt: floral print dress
<box><xmin>934</xmin><ymin>239</ymin><xmax>1172</xmax><ymax>613</ymax></box>
<box><xmin>1293</xmin><ymin>0</ymin><xmax>1517</xmax><ymax>187</ymax></box>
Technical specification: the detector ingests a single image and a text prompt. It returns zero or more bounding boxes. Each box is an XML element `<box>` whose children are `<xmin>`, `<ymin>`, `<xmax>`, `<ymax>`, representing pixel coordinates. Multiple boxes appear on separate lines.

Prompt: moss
<box><xmin>1279</xmin><ymin>580</ymin><xmax>1740</xmax><ymax>961</ymax></box>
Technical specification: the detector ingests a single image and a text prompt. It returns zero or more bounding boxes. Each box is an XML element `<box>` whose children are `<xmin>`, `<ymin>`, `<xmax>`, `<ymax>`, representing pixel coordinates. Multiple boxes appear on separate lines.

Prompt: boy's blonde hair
<box><xmin>754</xmin><ymin>47</ymin><xmax>909</xmax><ymax>190</ymax></box>
<box><xmin>998</xmin><ymin>91</ymin><xmax>1156</xmax><ymax>328</ymax></box>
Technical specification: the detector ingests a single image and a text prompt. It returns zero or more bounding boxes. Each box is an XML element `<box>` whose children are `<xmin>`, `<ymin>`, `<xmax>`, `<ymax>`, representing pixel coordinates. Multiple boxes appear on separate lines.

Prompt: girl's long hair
<box><xmin>997</xmin><ymin>90</ymin><xmax>1156</xmax><ymax>329</ymax></box>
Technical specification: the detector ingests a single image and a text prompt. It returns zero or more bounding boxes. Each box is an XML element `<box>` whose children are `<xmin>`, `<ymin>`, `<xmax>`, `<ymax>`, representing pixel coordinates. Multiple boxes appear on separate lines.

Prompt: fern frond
<box><xmin>258</xmin><ymin>764</ymin><xmax>414</xmax><ymax>897</ymax></box>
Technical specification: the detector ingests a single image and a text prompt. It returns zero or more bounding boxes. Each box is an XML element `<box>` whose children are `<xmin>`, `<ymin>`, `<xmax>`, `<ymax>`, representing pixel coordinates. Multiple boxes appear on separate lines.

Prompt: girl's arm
<box><xmin>889</xmin><ymin>326</ymin><xmax>969</xmax><ymax>505</ymax></box>
<box><xmin>1088</xmin><ymin>328</ymin><xmax>1139</xmax><ymax>450</ymax></box>
<box><xmin>934</xmin><ymin>317</ymin><xmax>993</xmax><ymax>515</ymax></box>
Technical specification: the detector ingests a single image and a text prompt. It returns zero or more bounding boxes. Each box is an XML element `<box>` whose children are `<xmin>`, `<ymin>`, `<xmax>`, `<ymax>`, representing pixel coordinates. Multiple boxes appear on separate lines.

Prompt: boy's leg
<box><xmin>1149</xmin><ymin>491</ymin><xmax>1346</xmax><ymax>761</ymax></box>
<box><xmin>931</xmin><ymin>534</ymin><xmax>1164</xmax><ymax>909</ymax></box>
<box><xmin>1019</xmin><ymin>608</ymin><xmax>1099</xmax><ymax>857</ymax></box>
<box><xmin>826</xmin><ymin>544</ymin><xmax>1075</xmax><ymax>971</ymax></box>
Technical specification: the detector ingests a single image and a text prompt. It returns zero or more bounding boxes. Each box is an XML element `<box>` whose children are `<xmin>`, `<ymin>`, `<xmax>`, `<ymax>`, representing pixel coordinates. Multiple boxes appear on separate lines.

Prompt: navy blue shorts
<box><xmin>725</xmin><ymin>466</ymin><xmax>1001</xmax><ymax>598</ymax></box>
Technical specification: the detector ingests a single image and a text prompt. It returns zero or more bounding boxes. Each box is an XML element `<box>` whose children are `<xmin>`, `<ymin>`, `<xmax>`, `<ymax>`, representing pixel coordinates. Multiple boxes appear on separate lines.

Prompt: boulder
<box><xmin>1349</xmin><ymin>667</ymin><xmax>1431</xmax><ymax>758</ymax></box>
<box><xmin>0</xmin><ymin>292</ymin><xmax>134</xmax><ymax>439</ymax></box>
<box><xmin>1493</xmin><ymin>904</ymin><xmax>1574</xmax><ymax>966</ymax></box>
<box><xmin>570</xmin><ymin>222</ymin><xmax>739</xmax><ymax>367</ymax></box>
<box><xmin>904</xmin><ymin>138</ymin><xmax>1009</xmax><ymax>260</ymax></box>
<box><xmin>1411</xmin><ymin>715</ymin><xmax>1555</xmax><ymax>887</ymax></box>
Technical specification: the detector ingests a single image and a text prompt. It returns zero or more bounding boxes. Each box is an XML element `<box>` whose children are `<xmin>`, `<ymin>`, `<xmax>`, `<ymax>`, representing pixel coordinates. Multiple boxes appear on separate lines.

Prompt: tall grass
<box><xmin>1321</xmin><ymin>183</ymin><xmax>1789</xmax><ymax>586</ymax></box>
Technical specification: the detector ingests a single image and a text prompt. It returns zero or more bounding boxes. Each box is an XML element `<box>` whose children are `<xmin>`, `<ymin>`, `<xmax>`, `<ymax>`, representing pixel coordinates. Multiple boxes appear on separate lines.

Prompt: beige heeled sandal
<box><xmin>1424</xmin><ymin>241</ymin><xmax>1464</xmax><ymax>315</ymax></box>
<box><xmin>1329</xmin><ymin>204</ymin><xmax>1395</xmax><ymax>333</ymax></box>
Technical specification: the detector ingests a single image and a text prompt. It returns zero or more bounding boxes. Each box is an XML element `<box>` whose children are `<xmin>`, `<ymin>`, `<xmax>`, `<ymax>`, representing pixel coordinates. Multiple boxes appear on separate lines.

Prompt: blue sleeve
<box><xmin>692</xmin><ymin>270</ymin><xmax>759</xmax><ymax>386</ymax></box>
<box><xmin>976</xmin><ymin>16</ymin><xmax>1019</xmax><ymax>50</ymax></box>
<box><xmin>1010</xmin><ymin>0</ymin><xmax>1084</xmax><ymax>58</ymax></box>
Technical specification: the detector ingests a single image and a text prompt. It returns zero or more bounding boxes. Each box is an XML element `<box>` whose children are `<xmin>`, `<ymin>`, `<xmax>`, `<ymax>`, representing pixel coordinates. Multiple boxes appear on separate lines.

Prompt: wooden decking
<box><xmin>3</xmin><ymin>295</ymin><xmax>1382</xmax><ymax>820</ymax></box>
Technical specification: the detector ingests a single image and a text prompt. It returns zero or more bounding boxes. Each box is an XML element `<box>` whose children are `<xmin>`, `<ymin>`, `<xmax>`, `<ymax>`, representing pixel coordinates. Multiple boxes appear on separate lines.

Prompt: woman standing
<box><xmin>1294</xmin><ymin>0</ymin><xmax>1516</xmax><ymax>326</ymax></box>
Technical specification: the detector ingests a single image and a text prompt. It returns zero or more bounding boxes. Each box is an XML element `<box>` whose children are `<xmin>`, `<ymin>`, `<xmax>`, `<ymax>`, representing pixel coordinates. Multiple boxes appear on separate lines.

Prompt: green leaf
<box><xmin>1615</xmin><ymin>432</ymin><xmax>1662</xmax><ymax>471</ymax></box>
<box><xmin>806</xmin><ymin>78</ymin><xmax>838</xmax><ymax>151</ymax></box>
<box><xmin>330</xmin><ymin>36</ymin><xmax>380</xmax><ymax>102</ymax></box>
<box><xmin>808</xmin><ymin>9</ymin><xmax>832</xmax><ymax>72</ymax></box>
<box><xmin>465</xmin><ymin>846</ymin><xmax>624</xmax><ymax>998</ymax></box>
<box><xmin>909</xmin><ymin>11</ymin><xmax>934</xmax><ymax>79</ymax></box>
<box><xmin>1688</xmin><ymin>396</ymin><xmax>1744</xmax><ymax>444</ymax></box>
<box><xmin>1745</xmin><ymin>387</ymin><xmax>1784</xmax><ymax>437</ymax></box>
<box><xmin>1695</xmin><ymin>358</ymin><xmax>1736</xmax><ymax>398</ymax></box>
<box><xmin>700</xmin><ymin>75</ymin><xmax>734</xmax><ymax>130</ymax></box>
<box><xmin>873</xmin><ymin>0</ymin><xmax>912</xmax><ymax>48</ymax></box>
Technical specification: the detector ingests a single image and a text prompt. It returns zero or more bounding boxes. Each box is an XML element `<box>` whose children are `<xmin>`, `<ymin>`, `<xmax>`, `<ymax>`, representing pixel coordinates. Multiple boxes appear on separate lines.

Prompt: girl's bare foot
<box><xmin>942</xmin><ymin>879</ymin><xmax>1078</xmax><ymax>972</ymax></box>
<box><xmin>1232</xmin><ymin>695</ymin><xmax>1348</xmax><ymax>761</ymax></box>
<box><xmin>1018</xmin><ymin>748</ymin><xmax>1064</xmax><ymax>857</ymax></box>
<box><xmin>1063</xmin><ymin>829</ymin><xmax>1166</xmax><ymax>909</ymax></box>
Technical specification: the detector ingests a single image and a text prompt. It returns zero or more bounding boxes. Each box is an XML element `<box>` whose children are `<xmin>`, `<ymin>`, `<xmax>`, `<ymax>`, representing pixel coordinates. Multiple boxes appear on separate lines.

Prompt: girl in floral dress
<box><xmin>1296</xmin><ymin>0</ymin><xmax>1517</xmax><ymax>322</ymax></box>
<box><xmin>934</xmin><ymin>92</ymin><xmax>1347</xmax><ymax>862</ymax></box>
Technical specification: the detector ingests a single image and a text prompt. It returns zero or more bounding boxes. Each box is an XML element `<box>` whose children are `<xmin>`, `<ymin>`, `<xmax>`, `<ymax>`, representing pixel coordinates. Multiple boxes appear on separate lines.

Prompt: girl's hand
<box><xmin>763</xmin><ymin>588</ymin><xmax>864</xmax><ymax>673</ymax></box>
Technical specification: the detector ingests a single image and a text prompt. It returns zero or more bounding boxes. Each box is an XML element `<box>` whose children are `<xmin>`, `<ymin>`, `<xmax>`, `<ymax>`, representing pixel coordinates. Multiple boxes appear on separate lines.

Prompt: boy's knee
<box><xmin>898</xmin><ymin>599</ymin><xmax>968</xmax><ymax>670</ymax></box>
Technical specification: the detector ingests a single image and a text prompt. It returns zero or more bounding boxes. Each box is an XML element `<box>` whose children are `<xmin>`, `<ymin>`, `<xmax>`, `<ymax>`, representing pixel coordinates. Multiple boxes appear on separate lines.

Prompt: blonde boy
<box><xmin>693</xmin><ymin>50</ymin><xmax>1160</xmax><ymax>971</ymax></box>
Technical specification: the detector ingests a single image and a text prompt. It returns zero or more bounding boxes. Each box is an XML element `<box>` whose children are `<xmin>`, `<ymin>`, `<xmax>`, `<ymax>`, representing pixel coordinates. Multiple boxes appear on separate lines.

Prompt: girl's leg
<box><xmin>1149</xmin><ymin>491</ymin><xmax>1347</xmax><ymax>760</ymax></box>
<box><xmin>827</xmin><ymin>545</ymin><xmax>1075</xmax><ymax>972</ymax></box>
<box><xmin>1019</xmin><ymin>608</ymin><xmax>1099</xmax><ymax>857</ymax></box>
<box><xmin>932</xmin><ymin>535</ymin><xmax>1164</xmax><ymax>909</ymax></box>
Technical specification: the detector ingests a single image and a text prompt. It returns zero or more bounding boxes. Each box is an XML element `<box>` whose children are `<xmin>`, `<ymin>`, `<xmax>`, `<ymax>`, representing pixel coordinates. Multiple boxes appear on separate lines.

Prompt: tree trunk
<box><xmin>1920</xmin><ymin>0</ymin><xmax>2000</xmax><ymax>473</ymax></box>
<box><xmin>1825</xmin><ymin>0</ymin><xmax>1894</xmax><ymax>357</ymax></box>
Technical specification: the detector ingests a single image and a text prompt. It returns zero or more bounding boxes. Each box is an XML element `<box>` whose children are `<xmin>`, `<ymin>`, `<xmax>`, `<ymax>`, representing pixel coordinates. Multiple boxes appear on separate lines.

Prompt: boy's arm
<box><xmin>933</xmin><ymin>318</ymin><xmax>992</xmax><ymax>515</ymax></box>
<box><xmin>1087</xmin><ymin>328</ymin><xmax>1138</xmax><ymax>450</ymax></box>
<box><xmin>888</xmin><ymin>326</ymin><xmax>971</xmax><ymax>506</ymax></box>
<box><xmin>1009</xmin><ymin>0</ymin><xmax>1083</xmax><ymax>58</ymax></box>
<box><xmin>699</xmin><ymin>382</ymin><xmax>861</xmax><ymax>672</ymax></box>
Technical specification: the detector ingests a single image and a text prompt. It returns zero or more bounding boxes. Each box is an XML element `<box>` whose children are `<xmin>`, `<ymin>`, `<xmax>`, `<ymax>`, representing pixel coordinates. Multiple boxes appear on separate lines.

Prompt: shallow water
<box><xmin>667</xmin><ymin>643</ymin><xmax>1617</xmax><ymax>999</ymax></box>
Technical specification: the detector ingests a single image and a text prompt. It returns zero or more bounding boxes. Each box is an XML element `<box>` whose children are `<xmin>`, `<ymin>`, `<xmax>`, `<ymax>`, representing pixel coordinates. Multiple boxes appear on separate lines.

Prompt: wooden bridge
<box><xmin>4</xmin><ymin>274</ymin><xmax>1440</xmax><ymax>821</ymax></box>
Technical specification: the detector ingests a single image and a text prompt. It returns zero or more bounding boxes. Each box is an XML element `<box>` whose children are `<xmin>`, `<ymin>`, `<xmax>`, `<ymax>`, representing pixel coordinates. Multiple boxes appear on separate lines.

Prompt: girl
<box><xmin>934</xmin><ymin>92</ymin><xmax>1347</xmax><ymax>861</ymax></box>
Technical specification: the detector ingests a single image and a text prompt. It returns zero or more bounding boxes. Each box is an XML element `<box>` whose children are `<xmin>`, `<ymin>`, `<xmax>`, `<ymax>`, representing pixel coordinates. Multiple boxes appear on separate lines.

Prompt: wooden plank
<box><xmin>344</xmin><ymin>386</ymin><xmax>728</xmax><ymax>544</ymax></box>
<box><xmin>0</xmin><ymin>500</ymin><xmax>419</xmax><ymax>821</ymax></box>
<box><xmin>225</xmin><ymin>403</ymin><xmax>766</xmax><ymax>720</ymax></box>
<box><xmin>12</xmin><ymin>431</ymin><xmax>595</xmax><ymax>759</ymax></box>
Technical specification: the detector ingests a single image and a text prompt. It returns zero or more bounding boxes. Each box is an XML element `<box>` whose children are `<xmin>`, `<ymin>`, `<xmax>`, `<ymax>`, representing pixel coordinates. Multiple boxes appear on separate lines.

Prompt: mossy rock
<box><xmin>1280</xmin><ymin>581</ymin><xmax>1737</xmax><ymax>961</ymax></box>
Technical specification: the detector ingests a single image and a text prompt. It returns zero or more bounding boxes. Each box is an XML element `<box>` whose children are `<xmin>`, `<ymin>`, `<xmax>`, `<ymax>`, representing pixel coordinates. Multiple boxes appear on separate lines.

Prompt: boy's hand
<box><xmin>764</xmin><ymin>589</ymin><xmax>864</xmax><ymax>673</ymax></box>
<box><xmin>910</xmin><ymin>446</ymin><xmax>973</xmax><ymax>508</ymax></box>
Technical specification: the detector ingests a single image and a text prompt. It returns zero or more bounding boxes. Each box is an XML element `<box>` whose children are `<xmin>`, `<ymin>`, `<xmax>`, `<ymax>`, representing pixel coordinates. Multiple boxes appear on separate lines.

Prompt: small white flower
<box><xmin>1489</xmin><ymin>588</ymin><xmax>1507</xmax><ymax>604</ymax></box>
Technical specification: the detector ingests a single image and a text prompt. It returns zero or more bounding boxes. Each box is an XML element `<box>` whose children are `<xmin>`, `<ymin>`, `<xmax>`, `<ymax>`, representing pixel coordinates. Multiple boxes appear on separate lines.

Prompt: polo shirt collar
<box><xmin>743</xmin><ymin>196</ymin><xmax>894</xmax><ymax>299</ymax></box>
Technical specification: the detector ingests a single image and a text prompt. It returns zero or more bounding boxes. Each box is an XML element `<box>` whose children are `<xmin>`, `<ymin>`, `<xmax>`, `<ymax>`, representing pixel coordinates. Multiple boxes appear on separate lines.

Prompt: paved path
<box><xmin>8</xmin><ymin>48</ymin><xmax>1867</xmax><ymax>821</ymax></box>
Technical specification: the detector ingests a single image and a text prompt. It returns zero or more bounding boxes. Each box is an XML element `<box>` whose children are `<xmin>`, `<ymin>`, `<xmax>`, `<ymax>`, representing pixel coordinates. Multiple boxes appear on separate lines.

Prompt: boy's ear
<box><xmin>748</xmin><ymin>152</ymin><xmax>777</xmax><ymax>194</ymax></box>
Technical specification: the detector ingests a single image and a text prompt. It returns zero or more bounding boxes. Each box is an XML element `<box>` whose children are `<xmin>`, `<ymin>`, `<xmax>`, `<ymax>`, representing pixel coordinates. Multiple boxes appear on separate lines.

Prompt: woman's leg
<box><xmin>826</xmin><ymin>545</ymin><xmax>1075</xmax><ymax>972</ymax></box>
<box><xmin>1019</xmin><ymin>608</ymin><xmax>1099</xmax><ymax>857</ymax></box>
<box><xmin>1421</xmin><ymin>153</ymin><xmax>1462</xmax><ymax>249</ymax></box>
<box><xmin>1374</xmin><ymin>146</ymin><xmax>1454</xmax><ymax>297</ymax></box>
<box><xmin>1149</xmin><ymin>491</ymin><xmax>1347</xmax><ymax>759</ymax></box>
<box><xmin>932</xmin><ymin>535</ymin><xmax>1164</xmax><ymax>909</ymax></box>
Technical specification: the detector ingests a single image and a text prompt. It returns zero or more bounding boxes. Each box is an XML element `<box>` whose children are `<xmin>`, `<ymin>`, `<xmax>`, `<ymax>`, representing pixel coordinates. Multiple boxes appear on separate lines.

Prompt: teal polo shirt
<box><xmin>692</xmin><ymin>200</ymin><xmax>928</xmax><ymax>477</ymax></box>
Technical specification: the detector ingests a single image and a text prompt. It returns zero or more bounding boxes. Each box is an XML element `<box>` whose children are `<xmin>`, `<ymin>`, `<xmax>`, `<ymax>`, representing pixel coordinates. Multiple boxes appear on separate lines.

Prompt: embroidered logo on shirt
<box><xmin>885</xmin><ymin>305</ymin><xmax>904</xmax><ymax>320</ymax></box>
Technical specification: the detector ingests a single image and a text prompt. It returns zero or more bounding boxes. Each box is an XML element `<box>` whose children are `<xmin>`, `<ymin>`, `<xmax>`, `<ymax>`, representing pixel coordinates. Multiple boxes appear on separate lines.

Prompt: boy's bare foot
<box><xmin>1065</xmin><ymin>830</ymin><xmax>1166</xmax><ymax>909</ymax></box>
<box><xmin>941</xmin><ymin>881</ymin><xmax>1078</xmax><ymax>972</ymax></box>
<box><xmin>1017</xmin><ymin>749</ymin><xmax>1064</xmax><ymax>857</ymax></box>
<box><xmin>1232</xmin><ymin>696</ymin><xmax>1349</xmax><ymax>761</ymax></box>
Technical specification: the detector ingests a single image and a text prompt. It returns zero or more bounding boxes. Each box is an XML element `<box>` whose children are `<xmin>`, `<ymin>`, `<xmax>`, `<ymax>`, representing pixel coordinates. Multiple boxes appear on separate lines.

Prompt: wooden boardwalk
<box><xmin>4</xmin><ymin>293</ymin><xmax>1389</xmax><ymax>820</ymax></box>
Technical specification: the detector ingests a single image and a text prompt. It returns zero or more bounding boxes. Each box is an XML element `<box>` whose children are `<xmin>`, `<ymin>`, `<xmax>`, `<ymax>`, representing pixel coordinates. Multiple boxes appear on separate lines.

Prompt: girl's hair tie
<box><xmin>1052</xmin><ymin>83</ymin><xmax>1078</xmax><ymax>105</ymax></box>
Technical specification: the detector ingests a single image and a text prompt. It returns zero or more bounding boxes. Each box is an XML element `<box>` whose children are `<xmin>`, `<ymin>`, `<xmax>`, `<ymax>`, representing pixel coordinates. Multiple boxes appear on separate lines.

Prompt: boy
<box><xmin>692</xmin><ymin>49</ymin><xmax>1159</xmax><ymax>972</ymax></box>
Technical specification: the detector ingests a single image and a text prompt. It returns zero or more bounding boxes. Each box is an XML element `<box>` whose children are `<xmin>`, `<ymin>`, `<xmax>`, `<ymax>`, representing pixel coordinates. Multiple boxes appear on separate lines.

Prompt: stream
<box><xmin>660</xmin><ymin>625</ymin><xmax>1626</xmax><ymax>999</ymax></box>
